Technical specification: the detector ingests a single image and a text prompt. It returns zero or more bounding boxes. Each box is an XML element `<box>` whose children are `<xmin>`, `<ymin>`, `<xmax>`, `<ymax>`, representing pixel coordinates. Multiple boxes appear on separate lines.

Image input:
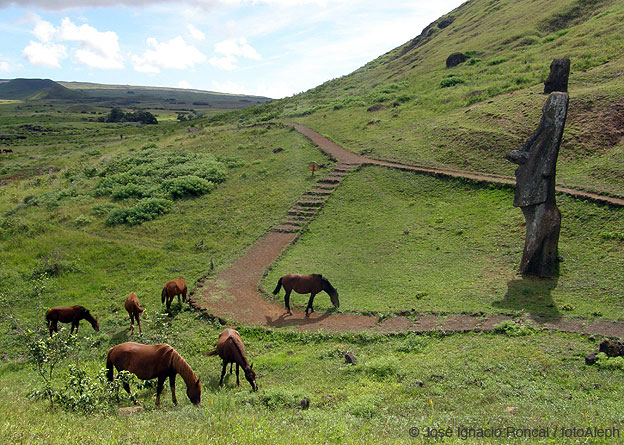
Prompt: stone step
<box><xmin>318</xmin><ymin>176</ymin><xmax>342</xmax><ymax>184</ymax></box>
<box><xmin>281</xmin><ymin>219</ymin><xmax>307</xmax><ymax>226</ymax></box>
<box><xmin>297</xmin><ymin>200</ymin><xmax>324</xmax><ymax>208</ymax></box>
<box><xmin>315</xmin><ymin>182</ymin><xmax>338</xmax><ymax>190</ymax></box>
<box><xmin>288</xmin><ymin>207</ymin><xmax>318</xmax><ymax>216</ymax></box>
<box><xmin>272</xmin><ymin>224</ymin><xmax>301</xmax><ymax>233</ymax></box>
<box><xmin>304</xmin><ymin>188</ymin><xmax>333</xmax><ymax>196</ymax></box>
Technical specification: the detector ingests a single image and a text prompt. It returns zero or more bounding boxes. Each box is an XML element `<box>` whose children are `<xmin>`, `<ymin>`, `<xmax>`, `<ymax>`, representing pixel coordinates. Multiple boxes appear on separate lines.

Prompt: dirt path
<box><xmin>189</xmin><ymin>123</ymin><xmax>624</xmax><ymax>338</ymax></box>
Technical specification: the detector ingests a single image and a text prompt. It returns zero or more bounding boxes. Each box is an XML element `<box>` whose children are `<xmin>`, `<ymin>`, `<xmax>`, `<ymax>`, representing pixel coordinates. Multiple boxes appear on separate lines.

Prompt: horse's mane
<box><xmin>320</xmin><ymin>276</ymin><xmax>335</xmax><ymax>293</ymax></box>
<box><xmin>170</xmin><ymin>347</ymin><xmax>198</xmax><ymax>386</ymax></box>
<box><xmin>228</xmin><ymin>334</ymin><xmax>251</xmax><ymax>370</ymax></box>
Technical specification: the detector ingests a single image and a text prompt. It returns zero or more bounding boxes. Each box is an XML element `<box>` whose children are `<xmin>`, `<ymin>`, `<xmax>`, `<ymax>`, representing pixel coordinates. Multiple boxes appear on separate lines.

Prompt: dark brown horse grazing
<box><xmin>161</xmin><ymin>277</ymin><xmax>187</xmax><ymax>314</ymax></box>
<box><xmin>124</xmin><ymin>293</ymin><xmax>144</xmax><ymax>334</ymax></box>
<box><xmin>107</xmin><ymin>342</ymin><xmax>201</xmax><ymax>407</ymax></box>
<box><xmin>272</xmin><ymin>273</ymin><xmax>339</xmax><ymax>317</ymax></box>
<box><xmin>45</xmin><ymin>305</ymin><xmax>99</xmax><ymax>337</ymax></box>
<box><xmin>207</xmin><ymin>329</ymin><xmax>257</xmax><ymax>391</ymax></box>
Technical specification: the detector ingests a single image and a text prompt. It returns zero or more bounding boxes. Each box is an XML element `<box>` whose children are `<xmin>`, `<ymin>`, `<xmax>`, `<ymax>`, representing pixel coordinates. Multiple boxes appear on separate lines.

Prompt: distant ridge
<box><xmin>0</xmin><ymin>78</ymin><xmax>83</xmax><ymax>100</ymax></box>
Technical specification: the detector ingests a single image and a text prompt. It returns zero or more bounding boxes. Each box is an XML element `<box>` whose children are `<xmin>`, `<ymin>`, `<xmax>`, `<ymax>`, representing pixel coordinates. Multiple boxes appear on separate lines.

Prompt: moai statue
<box><xmin>506</xmin><ymin>59</ymin><xmax>570</xmax><ymax>277</ymax></box>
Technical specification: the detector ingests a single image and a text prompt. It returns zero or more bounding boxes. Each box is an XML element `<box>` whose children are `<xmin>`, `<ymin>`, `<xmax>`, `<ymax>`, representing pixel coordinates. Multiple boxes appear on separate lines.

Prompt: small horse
<box><xmin>107</xmin><ymin>342</ymin><xmax>201</xmax><ymax>407</ymax></box>
<box><xmin>45</xmin><ymin>305</ymin><xmax>99</xmax><ymax>337</ymax></box>
<box><xmin>161</xmin><ymin>277</ymin><xmax>187</xmax><ymax>314</ymax></box>
<box><xmin>272</xmin><ymin>273</ymin><xmax>339</xmax><ymax>317</ymax></box>
<box><xmin>3</xmin><ymin>149</ymin><xmax>13</xmax><ymax>154</ymax></box>
<box><xmin>207</xmin><ymin>329</ymin><xmax>257</xmax><ymax>391</ymax></box>
<box><xmin>124</xmin><ymin>292</ymin><xmax>144</xmax><ymax>334</ymax></box>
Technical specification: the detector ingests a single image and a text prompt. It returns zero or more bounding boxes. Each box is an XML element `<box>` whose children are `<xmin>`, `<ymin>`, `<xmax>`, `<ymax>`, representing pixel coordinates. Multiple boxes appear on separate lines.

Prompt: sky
<box><xmin>0</xmin><ymin>0</ymin><xmax>466</xmax><ymax>99</ymax></box>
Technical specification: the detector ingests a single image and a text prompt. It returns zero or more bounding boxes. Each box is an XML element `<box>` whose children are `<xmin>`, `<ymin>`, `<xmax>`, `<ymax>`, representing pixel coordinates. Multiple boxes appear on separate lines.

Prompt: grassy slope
<box><xmin>1</xmin><ymin>0</ymin><xmax>624</xmax><ymax>441</ymax></box>
<box><xmin>265</xmin><ymin>166</ymin><xmax>624</xmax><ymax>318</ymax></box>
<box><xmin>1</xmin><ymin>312</ymin><xmax>622</xmax><ymax>444</ymax></box>
<box><xmin>227</xmin><ymin>0</ymin><xmax>624</xmax><ymax>197</ymax></box>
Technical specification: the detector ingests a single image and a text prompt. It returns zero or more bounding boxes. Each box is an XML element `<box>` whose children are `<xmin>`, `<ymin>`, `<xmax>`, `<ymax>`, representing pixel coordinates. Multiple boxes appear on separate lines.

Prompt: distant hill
<box><xmin>0</xmin><ymin>78</ymin><xmax>84</xmax><ymax>100</ymax></box>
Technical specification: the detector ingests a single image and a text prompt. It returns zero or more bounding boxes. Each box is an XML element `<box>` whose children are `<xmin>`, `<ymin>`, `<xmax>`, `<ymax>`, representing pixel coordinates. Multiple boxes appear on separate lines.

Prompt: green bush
<box><xmin>440</xmin><ymin>77</ymin><xmax>466</xmax><ymax>88</ymax></box>
<box><xmin>164</xmin><ymin>175</ymin><xmax>215</xmax><ymax>198</ymax></box>
<box><xmin>493</xmin><ymin>320</ymin><xmax>540</xmax><ymax>337</ymax></box>
<box><xmin>396</xmin><ymin>334</ymin><xmax>429</xmax><ymax>353</ymax></box>
<box><xmin>106</xmin><ymin>198</ymin><xmax>173</xmax><ymax>226</ymax></box>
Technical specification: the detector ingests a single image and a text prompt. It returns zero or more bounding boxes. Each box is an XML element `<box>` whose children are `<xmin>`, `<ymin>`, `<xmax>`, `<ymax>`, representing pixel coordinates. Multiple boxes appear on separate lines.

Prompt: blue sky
<box><xmin>0</xmin><ymin>0</ymin><xmax>465</xmax><ymax>98</ymax></box>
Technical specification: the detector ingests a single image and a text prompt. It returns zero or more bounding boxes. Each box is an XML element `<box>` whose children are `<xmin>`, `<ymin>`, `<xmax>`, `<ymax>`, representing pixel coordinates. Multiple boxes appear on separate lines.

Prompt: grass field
<box><xmin>265</xmin><ymin>167</ymin><xmax>624</xmax><ymax>319</ymax></box>
<box><xmin>1</xmin><ymin>309</ymin><xmax>623</xmax><ymax>444</ymax></box>
<box><xmin>2</xmin><ymin>0</ymin><xmax>624</xmax><ymax>442</ymax></box>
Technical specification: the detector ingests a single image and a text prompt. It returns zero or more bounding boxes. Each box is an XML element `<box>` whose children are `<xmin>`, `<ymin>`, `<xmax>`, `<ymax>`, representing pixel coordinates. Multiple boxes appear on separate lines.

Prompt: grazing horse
<box><xmin>45</xmin><ymin>305</ymin><xmax>99</xmax><ymax>337</ymax></box>
<box><xmin>161</xmin><ymin>277</ymin><xmax>187</xmax><ymax>314</ymax></box>
<box><xmin>272</xmin><ymin>273</ymin><xmax>339</xmax><ymax>317</ymax></box>
<box><xmin>207</xmin><ymin>329</ymin><xmax>257</xmax><ymax>391</ymax></box>
<box><xmin>107</xmin><ymin>342</ymin><xmax>201</xmax><ymax>407</ymax></box>
<box><xmin>124</xmin><ymin>292</ymin><xmax>144</xmax><ymax>334</ymax></box>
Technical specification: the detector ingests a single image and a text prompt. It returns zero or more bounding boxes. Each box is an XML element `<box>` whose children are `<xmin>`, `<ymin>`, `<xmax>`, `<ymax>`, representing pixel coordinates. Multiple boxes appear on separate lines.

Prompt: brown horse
<box><xmin>207</xmin><ymin>329</ymin><xmax>257</xmax><ymax>391</ymax></box>
<box><xmin>272</xmin><ymin>273</ymin><xmax>339</xmax><ymax>317</ymax></box>
<box><xmin>161</xmin><ymin>277</ymin><xmax>187</xmax><ymax>314</ymax></box>
<box><xmin>107</xmin><ymin>342</ymin><xmax>201</xmax><ymax>407</ymax></box>
<box><xmin>45</xmin><ymin>305</ymin><xmax>99</xmax><ymax>337</ymax></box>
<box><xmin>124</xmin><ymin>293</ymin><xmax>144</xmax><ymax>334</ymax></box>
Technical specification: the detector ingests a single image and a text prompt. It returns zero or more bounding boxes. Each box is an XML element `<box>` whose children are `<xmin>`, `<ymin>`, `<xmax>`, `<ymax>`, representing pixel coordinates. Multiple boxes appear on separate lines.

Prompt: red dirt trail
<box><xmin>189</xmin><ymin>123</ymin><xmax>624</xmax><ymax>337</ymax></box>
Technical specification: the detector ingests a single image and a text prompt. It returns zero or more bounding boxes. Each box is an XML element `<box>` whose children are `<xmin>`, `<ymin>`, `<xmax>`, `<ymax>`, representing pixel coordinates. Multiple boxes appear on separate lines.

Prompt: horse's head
<box><xmin>84</xmin><ymin>310</ymin><xmax>100</xmax><ymax>332</ymax></box>
<box><xmin>187</xmin><ymin>376</ymin><xmax>201</xmax><ymax>405</ymax></box>
<box><xmin>245</xmin><ymin>364</ymin><xmax>258</xmax><ymax>392</ymax></box>
<box><xmin>322</xmin><ymin>278</ymin><xmax>340</xmax><ymax>309</ymax></box>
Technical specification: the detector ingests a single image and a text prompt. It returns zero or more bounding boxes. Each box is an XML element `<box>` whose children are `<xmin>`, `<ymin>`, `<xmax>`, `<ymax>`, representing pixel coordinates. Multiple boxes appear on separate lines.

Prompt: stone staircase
<box><xmin>271</xmin><ymin>162</ymin><xmax>361</xmax><ymax>233</ymax></box>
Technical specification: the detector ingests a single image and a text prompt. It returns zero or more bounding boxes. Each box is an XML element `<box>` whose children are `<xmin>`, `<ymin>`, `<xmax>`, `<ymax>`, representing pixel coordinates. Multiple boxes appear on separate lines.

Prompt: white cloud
<box><xmin>178</xmin><ymin>80</ymin><xmax>192</xmax><ymax>89</ymax></box>
<box><xmin>58</xmin><ymin>18</ymin><xmax>123</xmax><ymax>69</ymax></box>
<box><xmin>22</xmin><ymin>17</ymin><xmax>123</xmax><ymax>69</ymax></box>
<box><xmin>22</xmin><ymin>41</ymin><xmax>67</xmax><ymax>68</ymax></box>
<box><xmin>0</xmin><ymin>0</ymin><xmax>338</xmax><ymax>10</ymax></box>
<box><xmin>33</xmin><ymin>20</ymin><xmax>56</xmax><ymax>42</ymax></box>
<box><xmin>187</xmin><ymin>24</ymin><xmax>205</xmax><ymax>41</ymax></box>
<box><xmin>0</xmin><ymin>61</ymin><xmax>10</xmax><ymax>72</ymax></box>
<box><xmin>211</xmin><ymin>80</ymin><xmax>247</xmax><ymax>94</ymax></box>
<box><xmin>132</xmin><ymin>36</ymin><xmax>206</xmax><ymax>74</ymax></box>
<box><xmin>209</xmin><ymin>37</ymin><xmax>260</xmax><ymax>71</ymax></box>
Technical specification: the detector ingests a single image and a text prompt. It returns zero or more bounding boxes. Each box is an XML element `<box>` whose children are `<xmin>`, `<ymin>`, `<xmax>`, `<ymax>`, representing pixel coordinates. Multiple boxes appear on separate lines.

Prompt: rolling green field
<box><xmin>265</xmin><ymin>167</ymin><xmax>624</xmax><ymax>319</ymax></box>
<box><xmin>2</xmin><ymin>0</ymin><xmax>624</xmax><ymax>442</ymax></box>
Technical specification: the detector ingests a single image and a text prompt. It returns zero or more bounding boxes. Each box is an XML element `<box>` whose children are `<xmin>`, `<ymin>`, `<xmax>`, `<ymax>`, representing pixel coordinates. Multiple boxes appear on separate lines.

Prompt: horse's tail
<box><xmin>272</xmin><ymin>277</ymin><xmax>283</xmax><ymax>295</ymax></box>
<box><xmin>161</xmin><ymin>287</ymin><xmax>167</xmax><ymax>304</ymax></box>
<box><xmin>138</xmin><ymin>305</ymin><xmax>145</xmax><ymax>313</ymax></box>
<box><xmin>205</xmin><ymin>349</ymin><xmax>218</xmax><ymax>357</ymax></box>
<box><xmin>106</xmin><ymin>350</ymin><xmax>114</xmax><ymax>381</ymax></box>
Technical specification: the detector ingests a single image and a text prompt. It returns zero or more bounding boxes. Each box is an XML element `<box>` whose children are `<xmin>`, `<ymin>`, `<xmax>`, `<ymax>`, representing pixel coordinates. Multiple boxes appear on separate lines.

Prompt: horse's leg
<box><xmin>305</xmin><ymin>292</ymin><xmax>317</xmax><ymax>317</ymax></box>
<box><xmin>137</xmin><ymin>312</ymin><xmax>142</xmax><ymax>334</ymax></box>
<box><xmin>129</xmin><ymin>314</ymin><xmax>134</xmax><ymax>334</ymax></box>
<box><xmin>229</xmin><ymin>362</ymin><xmax>233</xmax><ymax>374</ymax></box>
<box><xmin>219</xmin><ymin>361</ymin><xmax>227</xmax><ymax>386</ymax></box>
<box><xmin>169</xmin><ymin>373</ymin><xmax>177</xmax><ymax>406</ymax></box>
<box><xmin>284</xmin><ymin>289</ymin><xmax>292</xmax><ymax>315</ymax></box>
<box><xmin>236</xmin><ymin>363</ymin><xmax>240</xmax><ymax>386</ymax></box>
<box><xmin>166</xmin><ymin>296</ymin><xmax>172</xmax><ymax>316</ymax></box>
<box><xmin>156</xmin><ymin>375</ymin><xmax>166</xmax><ymax>407</ymax></box>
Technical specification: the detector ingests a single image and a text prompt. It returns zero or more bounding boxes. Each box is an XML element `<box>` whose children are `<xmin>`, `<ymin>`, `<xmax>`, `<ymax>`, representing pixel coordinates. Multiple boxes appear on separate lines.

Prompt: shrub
<box><xmin>594</xmin><ymin>352</ymin><xmax>624</xmax><ymax>370</ymax></box>
<box><xmin>440</xmin><ymin>77</ymin><xmax>466</xmax><ymax>88</ymax></box>
<box><xmin>106</xmin><ymin>198</ymin><xmax>173</xmax><ymax>226</ymax></box>
<box><xmin>487</xmin><ymin>57</ymin><xmax>508</xmax><ymax>66</ymax></box>
<box><xmin>164</xmin><ymin>175</ymin><xmax>215</xmax><ymax>198</ymax></box>
<box><xmin>397</xmin><ymin>334</ymin><xmax>429</xmax><ymax>353</ymax></box>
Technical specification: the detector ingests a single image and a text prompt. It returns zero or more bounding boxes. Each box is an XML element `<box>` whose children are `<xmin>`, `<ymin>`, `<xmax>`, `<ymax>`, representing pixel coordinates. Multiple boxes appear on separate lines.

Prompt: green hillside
<box><xmin>225</xmin><ymin>0</ymin><xmax>624</xmax><ymax>196</ymax></box>
<box><xmin>1</xmin><ymin>0</ymin><xmax>624</xmax><ymax>442</ymax></box>
<box><xmin>0</xmin><ymin>78</ymin><xmax>84</xmax><ymax>101</ymax></box>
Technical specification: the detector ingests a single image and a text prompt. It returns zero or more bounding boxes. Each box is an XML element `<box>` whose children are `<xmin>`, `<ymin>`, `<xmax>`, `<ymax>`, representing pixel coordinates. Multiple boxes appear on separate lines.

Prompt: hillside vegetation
<box><xmin>223</xmin><ymin>0</ymin><xmax>624</xmax><ymax>197</ymax></box>
<box><xmin>1</xmin><ymin>0</ymin><xmax>623</xmax><ymax>443</ymax></box>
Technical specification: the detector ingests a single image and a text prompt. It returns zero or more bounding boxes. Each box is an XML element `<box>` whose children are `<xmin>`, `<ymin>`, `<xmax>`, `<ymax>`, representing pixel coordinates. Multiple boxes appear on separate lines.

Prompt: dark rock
<box><xmin>599</xmin><ymin>338</ymin><xmax>624</xmax><ymax>357</ymax></box>
<box><xmin>272</xmin><ymin>147</ymin><xmax>284</xmax><ymax>153</ymax></box>
<box><xmin>367</xmin><ymin>104</ymin><xmax>387</xmax><ymax>112</ymax></box>
<box><xmin>297</xmin><ymin>397</ymin><xmax>310</xmax><ymax>410</ymax></box>
<box><xmin>437</xmin><ymin>17</ymin><xmax>455</xmax><ymax>29</ymax></box>
<box><xmin>544</xmin><ymin>57</ymin><xmax>570</xmax><ymax>94</ymax></box>
<box><xmin>585</xmin><ymin>352</ymin><xmax>598</xmax><ymax>365</ymax></box>
<box><xmin>345</xmin><ymin>351</ymin><xmax>357</xmax><ymax>365</ymax></box>
<box><xmin>446</xmin><ymin>52</ymin><xmax>467</xmax><ymax>68</ymax></box>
